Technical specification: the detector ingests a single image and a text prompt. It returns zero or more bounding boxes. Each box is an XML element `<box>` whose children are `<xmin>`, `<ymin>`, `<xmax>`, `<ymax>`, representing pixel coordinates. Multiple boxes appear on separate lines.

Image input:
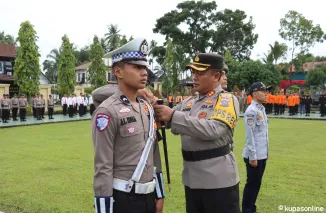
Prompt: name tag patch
<box><xmin>200</xmin><ymin>105</ymin><xmax>214</xmax><ymax>110</ymax></box>
<box><xmin>96</xmin><ymin>113</ymin><xmax>110</xmax><ymax>132</ymax></box>
<box><xmin>120</xmin><ymin>116</ymin><xmax>137</xmax><ymax>125</ymax></box>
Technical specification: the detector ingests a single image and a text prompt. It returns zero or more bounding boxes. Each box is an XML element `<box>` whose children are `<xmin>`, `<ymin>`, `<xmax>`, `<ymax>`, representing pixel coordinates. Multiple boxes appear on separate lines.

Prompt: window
<box><xmin>81</xmin><ymin>73</ymin><xmax>85</xmax><ymax>83</ymax></box>
<box><xmin>107</xmin><ymin>72</ymin><xmax>111</xmax><ymax>81</ymax></box>
<box><xmin>77</xmin><ymin>73</ymin><xmax>81</xmax><ymax>82</ymax></box>
<box><xmin>0</xmin><ymin>62</ymin><xmax>3</xmax><ymax>74</ymax></box>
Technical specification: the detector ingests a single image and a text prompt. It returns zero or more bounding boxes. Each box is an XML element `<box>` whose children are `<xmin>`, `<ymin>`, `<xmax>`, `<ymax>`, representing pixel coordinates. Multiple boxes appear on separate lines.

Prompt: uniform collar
<box><xmin>252</xmin><ymin>100</ymin><xmax>264</xmax><ymax>110</ymax></box>
<box><xmin>113</xmin><ymin>89</ymin><xmax>142</xmax><ymax>113</ymax></box>
<box><xmin>197</xmin><ymin>85</ymin><xmax>223</xmax><ymax>100</ymax></box>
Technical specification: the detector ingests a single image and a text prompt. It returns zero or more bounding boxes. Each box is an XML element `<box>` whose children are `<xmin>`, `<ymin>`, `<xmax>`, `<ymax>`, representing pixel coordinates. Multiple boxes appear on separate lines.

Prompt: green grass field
<box><xmin>0</xmin><ymin>119</ymin><xmax>325</xmax><ymax>213</ymax></box>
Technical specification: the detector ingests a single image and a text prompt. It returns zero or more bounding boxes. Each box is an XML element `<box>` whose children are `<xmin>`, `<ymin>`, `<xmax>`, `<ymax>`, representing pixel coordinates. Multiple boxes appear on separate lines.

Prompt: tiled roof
<box><xmin>0</xmin><ymin>43</ymin><xmax>16</xmax><ymax>57</ymax></box>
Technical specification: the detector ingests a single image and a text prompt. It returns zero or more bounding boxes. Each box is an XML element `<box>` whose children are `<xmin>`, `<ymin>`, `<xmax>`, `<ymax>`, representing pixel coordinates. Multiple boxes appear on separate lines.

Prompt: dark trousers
<box><xmin>185</xmin><ymin>184</ymin><xmax>240</xmax><ymax>213</ymax></box>
<box><xmin>321</xmin><ymin>104</ymin><xmax>326</xmax><ymax>116</ymax></box>
<box><xmin>48</xmin><ymin>108</ymin><xmax>54</xmax><ymax>118</ymax></box>
<box><xmin>274</xmin><ymin>104</ymin><xmax>279</xmax><ymax>115</ymax></box>
<box><xmin>112</xmin><ymin>189</ymin><xmax>155</xmax><ymax>213</ymax></box>
<box><xmin>79</xmin><ymin>104</ymin><xmax>84</xmax><ymax>116</ymax></box>
<box><xmin>19</xmin><ymin>108</ymin><xmax>26</xmax><ymax>121</ymax></box>
<box><xmin>74</xmin><ymin>105</ymin><xmax>77</xmax><ymax>114</ymax></box>
<box><xmin>36</xmin><ymin>108</ymin><xmax>41</xmax><ymax>120</ymax></box>
<box><xmin>242</xmin><ymin>158</ymin><xmax>267</xmax><ymax>213</ymax></box>
<box><xmin>90</xmin><ymin>104</ymin><xmax>95</xmax><ymax>115</ymax></box>
<box><xmin>41</xmin><ymin>107</ymin><xmax>45</xmax><ymax>118</ymax></box>
<box><xmin>33</xmin><ymin>107</ymin><xmax>36</xmax><ymax>117</ymax></box>
<box><xmin>2</xmin><ymin>109</ymin><xmax>8</xmax><ymax>122</ymax></box>
<box><xmin>305</xmin><ymin>104</ymin><xmax>311</xmax><ymax>115</ymax></box>
<box><xmin>63</xmin><ymin>104</ymin><xmax>67</xmax><ymax>115</ymax></box>
<box><xmin>12</xmin><ymin>108</ymin><xmax>18</xmax><ymax>120</ymax></box>
<box><xmin>83</xmin><ymin>105</ymin><xmax>87</xmax><ymax>115</ymax></box>
<box><xmin>68</xmin><ymin>105</ymin><xmax>74</xmax><ymax>117</ymax></box>
<box><xmin>168</xmin><ymin>102</ymin><xmax>173</xmax><ymax>108</ymax></box>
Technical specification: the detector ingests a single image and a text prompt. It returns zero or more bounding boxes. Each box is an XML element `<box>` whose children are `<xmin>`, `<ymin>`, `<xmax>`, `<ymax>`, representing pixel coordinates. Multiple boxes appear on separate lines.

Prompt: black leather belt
<box><xmin>182</xmin><ymin>145</ymin><xmax>231</xmax><ymax>162</ymax></box>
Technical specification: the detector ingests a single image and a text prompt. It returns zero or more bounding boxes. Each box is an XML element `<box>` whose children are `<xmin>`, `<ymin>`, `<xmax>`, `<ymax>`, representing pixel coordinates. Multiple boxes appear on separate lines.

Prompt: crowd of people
<box><xmin>0</xmin><ymin>93</ymin><xmax>97</xmax><ymax>123</ymax></box>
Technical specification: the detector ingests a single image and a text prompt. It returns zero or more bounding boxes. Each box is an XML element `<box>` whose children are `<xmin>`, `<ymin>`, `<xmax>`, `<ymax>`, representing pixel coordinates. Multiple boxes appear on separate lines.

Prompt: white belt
<box><xmin>113</xmin><ymin>178</ymin><xmax>155</xmax><ymax>194</ymax></box>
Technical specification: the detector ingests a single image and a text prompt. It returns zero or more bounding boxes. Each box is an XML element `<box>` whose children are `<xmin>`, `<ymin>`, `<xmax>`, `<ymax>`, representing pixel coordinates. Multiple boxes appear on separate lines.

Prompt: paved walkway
<box><xmin>0</xmin><ymin>114</ymin><xmax>92</xmax><ymax>128</ymax></box>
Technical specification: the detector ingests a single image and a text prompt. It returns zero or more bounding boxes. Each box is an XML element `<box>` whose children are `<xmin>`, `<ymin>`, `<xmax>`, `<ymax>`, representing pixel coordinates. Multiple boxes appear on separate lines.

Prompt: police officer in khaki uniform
<box><xmin>41</xmin><ymin>94</ymin><xmax>45</xmax><ymax>118</ymax></box>
<box><xmin>11</xmin><ymin>94</ymin><xmax>19</xmax><ymax>121</ymax></box>
<box><xmin>35</xmin><ymin>94</ymin><xmax>42</xmax><ymax>120</ymax></box>
<box><xmin>91</xmin><ymin>38</ymin><xmax>165</xmax><ymax>213</ymax></box>
<box><xmin>1</xmin><ymin>94</ymin><xmax>10</xmax><ymax>123</ymax></box>
<box><xmin>19</xmin><ymin>94</ymin><xmax>28</xmax><ymax>121</ymax></box>
<box><xmin>154</xmin><ymin>53</ymin><xmax>240</xmax><ymax>213</ymax></box>
<box><xmin>48</xmin><ymin>95</ymin><xmax>54</xmax><ymax>119</ymax></box>
<box><xmin>32</xmin><ymin>95</ymin><xmax>36</xmax><ymax>118</ymax></box>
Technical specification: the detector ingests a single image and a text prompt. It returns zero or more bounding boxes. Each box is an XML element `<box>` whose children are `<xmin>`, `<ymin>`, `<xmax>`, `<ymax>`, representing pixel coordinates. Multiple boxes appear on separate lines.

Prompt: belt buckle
<box><xmin>125</xmin><ymin>180</ymin><xmax>134</xmax><ymax>193</ymax></box>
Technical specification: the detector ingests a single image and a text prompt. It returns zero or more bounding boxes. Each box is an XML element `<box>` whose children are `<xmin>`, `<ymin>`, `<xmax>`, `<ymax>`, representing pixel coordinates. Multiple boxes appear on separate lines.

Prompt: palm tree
<box><xmin>43</xmin><ymin>48</ymin><xmax>61</xmax><ymax>82</ymax></box>
<box><xmin>149</xmin><ymin>40</ymin><xmax>158</xmax><ymax>70</ymax></box>
<box><xmin>0</xmin><ymin>31</ymin><xmax>15</xmax><ymax>45</ymax></box>
<box><xmin>270</xmin><ymin>41</ymin><xmax>288</xmax><ymax>64</ymax></box>
<box><xmin>104</xmin><ymin>24</ymin><xmax>121</xmax><ymax>52</ymax></box>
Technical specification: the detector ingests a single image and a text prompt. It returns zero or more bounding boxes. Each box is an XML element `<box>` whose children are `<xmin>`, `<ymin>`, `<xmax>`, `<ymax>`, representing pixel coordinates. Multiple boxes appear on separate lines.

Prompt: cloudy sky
<box><xmin>2</xmin><ymin>0</ymin><xmax>326</xmax><ymax>66</ymax></box>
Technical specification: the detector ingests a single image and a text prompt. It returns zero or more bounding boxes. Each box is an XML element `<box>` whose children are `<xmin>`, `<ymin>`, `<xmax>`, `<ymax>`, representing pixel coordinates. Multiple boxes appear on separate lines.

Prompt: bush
<box><xmin>84</xmin><ymin>87</ymin><xmax>95</xmax><ymax>95</ymax></box>
<box><xmin>51</xmin><ymin>87</ymin><xmax>59</xmax><ymax>94</ymax></box>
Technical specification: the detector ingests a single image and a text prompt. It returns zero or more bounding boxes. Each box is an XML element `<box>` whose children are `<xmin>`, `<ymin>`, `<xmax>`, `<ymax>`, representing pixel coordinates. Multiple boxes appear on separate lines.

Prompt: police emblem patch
<box><xmin>257</xmin><ymin>113</ymin><xmax>264</xmax><ymax>120</ymax></box>
<box><xmin>186</xmin><ymin>102</ymin><xmax>192</xmax><ymax>108</ymax></box>
<box><xmin>247</xmin><ymin>118</ymin><xmax>254</xmax><ymax>126</ymax></box>
<box><xmin>198</xmin><ymin>112</ymin><xmax>207</xmax><ymax>119</ymax></box>
<box><xmin>219</xmin><ymin>94</ymin><xmax>231</xmax><ymax>107</ymax></box>
<box><xmin>144</xmin><ymin>104</ymin><xmax>149</xmax><ymax>112</ymax></box>
<box><xmin>127</xmin><ymin>126</ymin><xmax>136</xmax><ymax>134</ymax></box>
<box><xmin>96</xmin><ymin>113</ymin><xmax>110</xmax><ymax>132</ymax></box>
<box><xmin>120</xmin><ymin>95</ymin><xmax>130</xmax><ymax>104</ymax></box>
<box><xmin>140</xmin><ymin>40</ymin><xmax>149</xmax><ymax>55</ymax></box>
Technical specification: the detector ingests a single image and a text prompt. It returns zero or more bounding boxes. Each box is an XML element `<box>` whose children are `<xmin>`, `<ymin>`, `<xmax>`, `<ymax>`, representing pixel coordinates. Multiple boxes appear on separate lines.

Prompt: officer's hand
<box><xmin>249</xmin><ymin>160</ymin><xmax>258</xmax><ymax>168</ymax></box>
<box><xmin>156</xmin><ymin>199</ymin><xmax>164</xmax><ymax>213</ymax></box>
<box><xmin>137</xmin><ymin>88</ymin><xmax>157</xmax><ymax>105</ymax></box>
<box><xmin>154</xmin><ymin>105</ymin><xmax>173</xmax><ymax>122</ymax></box>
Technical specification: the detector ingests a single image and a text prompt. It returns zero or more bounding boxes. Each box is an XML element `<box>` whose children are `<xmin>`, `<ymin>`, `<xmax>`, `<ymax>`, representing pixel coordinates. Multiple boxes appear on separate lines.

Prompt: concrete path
<box><xmin>0</xmin><ymin>113</ymin><xmax>91</xmax><ymax>128</ymax></box>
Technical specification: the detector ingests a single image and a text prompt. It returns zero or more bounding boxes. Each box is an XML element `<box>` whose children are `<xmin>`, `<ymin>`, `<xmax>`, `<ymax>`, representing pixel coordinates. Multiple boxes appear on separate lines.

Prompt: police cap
<box><xmin>249</xmin><ymin>82</ymin><xmax>267</xmax><ymax>95</ymax></box>
<box><xmin>186</xmin><ymin>53</ymin><xmax>224</xmax><ymax>72</ymax></box>
<box><xmin>105</xmin><ymin>38</ymin><xmax>149</xmax><ymax>67</ymax></box>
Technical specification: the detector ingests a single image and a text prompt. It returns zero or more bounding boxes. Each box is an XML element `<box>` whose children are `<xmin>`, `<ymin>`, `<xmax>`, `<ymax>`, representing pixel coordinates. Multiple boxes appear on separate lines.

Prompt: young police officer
<box><xmin>91</xmin><ymin>38</ymin><xmax>164</xmax><ymax>213</ymax></box>
<box><xmin>242</xmin><ymin>82</ymin><xmax>269</xmax><ymax>213</ymax></box>
<box><xmin>154</xmin><ymin>53</ymin><xmax>240</xmax><ymax>213</ymax></box>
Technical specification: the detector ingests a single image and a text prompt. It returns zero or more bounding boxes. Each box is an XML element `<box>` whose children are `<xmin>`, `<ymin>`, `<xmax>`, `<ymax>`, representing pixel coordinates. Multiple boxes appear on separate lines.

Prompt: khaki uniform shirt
<box><xmin>92</xmin><ymin>89</ymin><xmax>162</xmax><ymax>196</ymax></box>
<box><xmin>48</xmin><ymin>98</ymin><xmax>54</xmax><ymax>108</ymax></box>
<box><xmin>41</xmin><ymin>98</ymin><xmax>45</xmax><ymax>107</ymax></box>
<box><xmin>35</xmin><ymin>98</ymin><xmax>42</xmax><ymax>108</ymax></box>
<box><xmin>1</xmin><ymin>99</ymin><xmax>10</xmax><ymax>110</ymax></box>
<box><xmin>170</xmin><ymin>85</ymin><xmax>240</xmax><ymax>189</ymax></box>
<box><xmin>11</xmin><ymin>97</ymin><xmax>19</xmax><ymax>108</ymax></box>
<box><xmin>19</xmin><ymin>98</ymin><xmax>28</xmax><ymax>108</ymax></box>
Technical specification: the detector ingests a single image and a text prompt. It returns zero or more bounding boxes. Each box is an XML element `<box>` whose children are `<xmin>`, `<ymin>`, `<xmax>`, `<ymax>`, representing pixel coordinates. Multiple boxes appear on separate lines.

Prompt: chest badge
<box><xmin>205</xmin><ymin>99</ymin><xmax>214</xmax><ymax>104</ymax></box>
<box><xmin>198</xmin><ymin>112</ymin><xmax>207</xmax><ymax>119</ymax></box>
<box><xmin>119</xmin><ymin>107</ymin><xmax>131</xmax><ymax>114</ymax></box>
<box><xmin>127</xmin><ymin>126</ymin><xmax>136</xmax><ymax>134</ymax></box>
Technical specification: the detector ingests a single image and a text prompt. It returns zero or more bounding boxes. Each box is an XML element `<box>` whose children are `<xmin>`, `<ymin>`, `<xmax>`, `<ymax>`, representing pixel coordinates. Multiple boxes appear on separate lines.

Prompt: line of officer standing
<box><xmin>1</xmin><ymin>94</ymin><xmax>28</xmax><ymax>123</ymax></box>
<box><xmin>319</xmin><ymin>90</ymin><xmax>326</xmax><ymax>117</ymax></box>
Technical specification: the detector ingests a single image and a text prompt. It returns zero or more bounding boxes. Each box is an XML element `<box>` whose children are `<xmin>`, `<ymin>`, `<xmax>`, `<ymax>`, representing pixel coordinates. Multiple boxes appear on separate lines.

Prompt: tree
<box><xmin>74</xmin><ymin>45</ymin><xmax>90</xmax><ymax>66</ymax></box>
<box><xmin>305</xmin><ymin>65</ymin><xmax>326</xmax><ymax>88</ymax></box>
<box><xmin>269</xmin><ymin>41</ymin><xmax>288</xmax><ymax>64</ymax></box>
<box><xmin>57</xmin><ymin>35</ymin><xmax>76</xmax><ymax>95</ymax></box>
<box><xmin>119</xmin><ymin>35</ymin><xmax>128</xmax><ymax>46</ymax></box>
<box><xmin>13</xmin><ymin>21</ymin><xmax>41</xmax><ymax>97</ymax></box>
<box><xmin>153</xmin><ymin>0</ymin><xmax>258</xmax><ymax>60</ymax></box>
<box><xmin>104</xmin><ymin>24</ymin><xmax>121</xmax><ymax>51</ymax></box>
<box><xmin>88</xmin><ymin>35</ymin><xmax>107</xmax><ymax>88</ymax></box>
<box><xmin>162</xmin><ymin>40</ymin><xmax>179</xmax><ymax>94</ymax></box>
<box><xmin>279</xmin><ymin>10</ymin><xmax>326</xmax><ymax>83</ymax></box>
<box><xmin>43</xmin><ymin>48</ymin><xmax>61</xmax><ymax>83</ymax></box>
<box><xmin>0</xmin><ymin>31</ymin><xmax>15</xmax><ymax>45</ymax></box>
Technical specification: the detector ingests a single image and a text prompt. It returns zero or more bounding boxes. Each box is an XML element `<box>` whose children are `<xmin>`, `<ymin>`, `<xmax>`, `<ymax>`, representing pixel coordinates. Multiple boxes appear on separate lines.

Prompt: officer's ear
<box><xmin>113</xmin><ymin>62</ymin><xmax>125</xmax><ymax>79</ymax></box>
<box><xmin>210</xmin><ymin>69</ymin><xmax>221</xmax><ymax>82</ymax></box>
